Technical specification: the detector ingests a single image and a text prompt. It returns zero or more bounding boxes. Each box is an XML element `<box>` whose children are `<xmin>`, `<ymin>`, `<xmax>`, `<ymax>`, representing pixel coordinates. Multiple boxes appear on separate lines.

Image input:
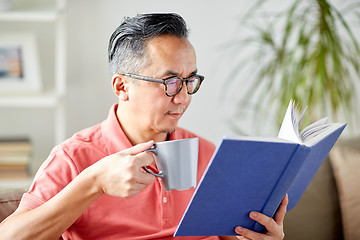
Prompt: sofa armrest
<box><xmin>0</xmin><ymin>187</ymin><xmax>64</xmax><ymax>240</ymax></box>
<box><xmin>0</xmin><ymin>187</ymin><xmax>26</xmax><ymax>222</ymax></box>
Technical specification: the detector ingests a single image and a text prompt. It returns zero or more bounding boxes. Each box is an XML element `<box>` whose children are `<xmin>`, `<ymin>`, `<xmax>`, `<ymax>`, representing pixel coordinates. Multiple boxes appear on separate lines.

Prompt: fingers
<box><xmin>136</xmin><ymin>151</ymin><xmax>155</xmax><ymax>167</ymax></box>
<box><xmin>122</xmin><ymin>140</ymin><xmax>154</xmax><ymax>155</ymax></box>
<box><xmin>96</xmin><ymin>141</ymin><xmax>157</xmax><ymax>198</ymax></box>
<box><xmin>234</xmin><ymin>195</ymin><xmax>288</xmax><ymax>240</ymax></box>
<box><xmin>235</xmin><ymin>226</ymin><xmax>261</xmax><ymax>240</ymax></box>
<box><xmin>136</xmin><ymin>165</ymin><xmax>156</xmax><ymax>185</ymax></box>
<box><xmin>235</xmin><ymin>235</ymin><xmax>250</xmax><ymax>240</ymax></box>
<box><xmin>120</xmin><ymin>141</ymin><xmax>157</xmax><ymax>184</ymax></box>
<box><xmin>240</xmin><ymin>210</ymin><xmax>284</xmax><ymax>239</ymax></box>
<box><xmin>249</xmin><ymin>194</ymin><xmax>288</xmax><ymax>229</ymax></box>
<box><xmin>249</xmin><ymin>212</ymin><xmax>277</xmax><ymax>232</ymax></box>
<box><xmin>235</xmin><ymin>220</ymin><xmax>284</xmax><ymax>240</ymax></box>
<box><xmin>129</xmin><ymin>153</ymin><xmax>156</xmax><ymax>186</ymax></box>
<box><xmin>274</xmin><ymin>194</ymin><xmax>288</xmax><ymax>224</ymax></box>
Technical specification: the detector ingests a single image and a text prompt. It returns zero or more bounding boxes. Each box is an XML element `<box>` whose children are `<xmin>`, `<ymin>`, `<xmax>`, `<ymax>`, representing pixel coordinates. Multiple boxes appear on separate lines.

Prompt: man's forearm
<box><xmin>0</xmin><ymin>167</ymin><xmax>103</xmax><ymax>240</ymax></box>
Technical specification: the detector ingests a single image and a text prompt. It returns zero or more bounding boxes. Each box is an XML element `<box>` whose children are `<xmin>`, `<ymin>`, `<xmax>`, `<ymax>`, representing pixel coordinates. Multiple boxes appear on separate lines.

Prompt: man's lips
<box><xmin>166</xmin><ymin>107</ymin><xmax>186</xmax><ymax>119</ymax></box>
<box><xmin>167</xmin><ymin>112</ymin><xmax>183</xmax><ymax>119</ymax></box>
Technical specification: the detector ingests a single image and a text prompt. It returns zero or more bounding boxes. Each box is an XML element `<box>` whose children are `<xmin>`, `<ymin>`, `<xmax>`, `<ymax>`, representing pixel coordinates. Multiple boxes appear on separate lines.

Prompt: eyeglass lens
<box><xmin>166</xmin><ymin>76</ymin><xmax>200</xmax><ymax>96</ymax></box>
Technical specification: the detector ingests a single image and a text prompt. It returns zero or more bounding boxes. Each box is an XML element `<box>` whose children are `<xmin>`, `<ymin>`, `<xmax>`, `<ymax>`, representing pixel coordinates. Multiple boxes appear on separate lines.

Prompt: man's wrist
<box><xmin>79</xmin><ymin>165</ymin><xmax>105</xmax><ymax>198</ymax></box>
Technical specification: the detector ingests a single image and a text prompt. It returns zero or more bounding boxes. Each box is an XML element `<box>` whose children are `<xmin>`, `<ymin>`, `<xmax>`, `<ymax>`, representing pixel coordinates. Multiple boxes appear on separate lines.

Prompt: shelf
<box><xmin>0</xmin><ymin>0</ymin><xmax>67</xmax><ymax>162</ymax></box>
<box><xmin>0</xmin><ymin>93</ymin><xmax>58</xmax><ymax>108</ymax></box>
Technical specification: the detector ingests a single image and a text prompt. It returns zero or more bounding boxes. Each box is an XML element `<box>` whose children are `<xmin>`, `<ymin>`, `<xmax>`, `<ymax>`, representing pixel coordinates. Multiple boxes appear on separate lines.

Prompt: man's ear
<box><xmin>112</xmin><ymin>74</ymin><xmax>129</xmax><ymax>101</ymax></box>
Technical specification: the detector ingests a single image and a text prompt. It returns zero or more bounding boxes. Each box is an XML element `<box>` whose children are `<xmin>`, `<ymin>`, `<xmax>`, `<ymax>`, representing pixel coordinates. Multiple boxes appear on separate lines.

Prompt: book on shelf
<box><xmin>174</xmin><ymin>100</ymin><xmax>346</xmax><ymax>237</ymax></box>
<box><xmin>0</xmin><ymin>164</ymin><xmax>30</xmax><ymax>179</ymax></box>
<box><xmin>0</xmin><ymin>138</ymin><xmax>32</xmax><ymax>178</ymax></box>
<box><xmin>0</xmin><ymin>138</ymin><xmax>32</xmax><ymax>152</ymax></box>
<box><xmin>0</xmin><ymin>152</ymin><xmax>31</xmax><ymax>165</ymax></box>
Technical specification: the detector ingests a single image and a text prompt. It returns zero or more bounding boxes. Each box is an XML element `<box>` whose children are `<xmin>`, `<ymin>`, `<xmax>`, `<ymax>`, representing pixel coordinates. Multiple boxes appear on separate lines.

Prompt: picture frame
<box><xmin>0</xmin><ymin>33</ymin><xmax>41</xmax><ymax>93</ymax></box>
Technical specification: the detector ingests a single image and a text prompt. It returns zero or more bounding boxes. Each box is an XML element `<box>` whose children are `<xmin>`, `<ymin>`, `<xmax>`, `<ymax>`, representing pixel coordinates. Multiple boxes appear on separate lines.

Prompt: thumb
<box><xmin>122</xmin><ymin>140</ymin><xmax>154</xmax><ymax>155</ymax></box>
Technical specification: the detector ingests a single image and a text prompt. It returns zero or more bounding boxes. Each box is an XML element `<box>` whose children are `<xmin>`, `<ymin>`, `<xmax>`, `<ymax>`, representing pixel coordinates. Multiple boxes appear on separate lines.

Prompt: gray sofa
<box><xmin>0</xmin><ymin>187</ymin><xmax>24</xmax><ymax>223</ymax></box>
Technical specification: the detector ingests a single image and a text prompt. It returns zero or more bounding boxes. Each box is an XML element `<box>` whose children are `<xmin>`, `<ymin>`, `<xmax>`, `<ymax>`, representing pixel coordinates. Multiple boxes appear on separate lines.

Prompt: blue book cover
<box><xmin>174</xmin><ymin>101</ymin><xmax>346</xmax><ymax>237</ymax></box>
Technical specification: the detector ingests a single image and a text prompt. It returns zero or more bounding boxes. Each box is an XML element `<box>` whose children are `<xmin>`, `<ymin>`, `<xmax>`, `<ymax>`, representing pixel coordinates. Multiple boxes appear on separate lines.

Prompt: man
<box><xmin>0</xmin><ymin>13</ymin><xmax>287</xmax><ymax>240</ymax></box>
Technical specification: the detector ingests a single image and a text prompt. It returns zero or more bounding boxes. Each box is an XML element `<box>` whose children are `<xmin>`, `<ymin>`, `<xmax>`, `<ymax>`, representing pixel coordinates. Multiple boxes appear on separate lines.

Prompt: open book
<box><xmin>174</xmin><ymin>100</ymin><xmax>346</xmax><ymax>236</ymax></box>
<box><xmin>278</xmin><ymin>100</ymin><xmax>342</xmax><ymax>146</ymax></box>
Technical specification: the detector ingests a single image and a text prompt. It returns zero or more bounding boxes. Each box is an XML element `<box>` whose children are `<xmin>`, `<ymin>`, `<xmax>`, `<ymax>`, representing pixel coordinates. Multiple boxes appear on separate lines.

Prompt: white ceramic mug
<box><xmin>143</xmin><ymin>138</ymin><xmax>199</xmax><ymax>191</ymax></box>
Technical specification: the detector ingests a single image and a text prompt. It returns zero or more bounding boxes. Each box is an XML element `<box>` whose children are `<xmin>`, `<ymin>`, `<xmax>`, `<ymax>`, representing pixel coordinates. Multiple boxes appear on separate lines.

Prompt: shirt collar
<box><xmin>101</xmin><ymin>104</ymin><xmax>133</xmax><ymax>154</ymax></box>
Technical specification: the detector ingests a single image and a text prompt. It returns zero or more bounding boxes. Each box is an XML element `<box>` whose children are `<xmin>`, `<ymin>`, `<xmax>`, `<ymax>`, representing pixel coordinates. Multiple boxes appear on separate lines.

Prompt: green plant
<box><xmin>223</xmin><ymin>0</ymin><xmax>360</xmax><ymax>135</ymax></box>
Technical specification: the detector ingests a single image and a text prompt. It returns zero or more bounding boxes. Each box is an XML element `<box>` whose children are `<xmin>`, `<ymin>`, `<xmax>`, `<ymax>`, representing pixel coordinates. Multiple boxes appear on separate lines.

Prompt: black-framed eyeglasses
<box><xmin>122</xmin><ymin>73</ymin><xmax>204</xmax><ymax>97</ymax></box>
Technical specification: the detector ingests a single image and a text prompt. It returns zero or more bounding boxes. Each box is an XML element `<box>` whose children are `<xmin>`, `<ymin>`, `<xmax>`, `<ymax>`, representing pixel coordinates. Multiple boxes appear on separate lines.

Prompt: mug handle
<box><xmin>143</xmin><ymin>147</ymin><xmax>164</xmax><ymax>178</ymax></box>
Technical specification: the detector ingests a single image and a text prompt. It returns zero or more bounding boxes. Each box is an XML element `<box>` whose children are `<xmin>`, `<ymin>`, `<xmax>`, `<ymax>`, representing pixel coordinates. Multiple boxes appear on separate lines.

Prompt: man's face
<box><xmin>127</xmin><ymin>35</ymin><xmax>197</xmax><ymax>136</ymax></box>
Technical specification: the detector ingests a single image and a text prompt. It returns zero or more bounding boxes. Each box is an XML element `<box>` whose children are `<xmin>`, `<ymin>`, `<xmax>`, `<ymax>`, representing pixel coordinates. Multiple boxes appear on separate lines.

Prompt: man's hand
<box><xmin>221</xmin><ymin>194</ymin><xmax>288</xmax><ymax>240</ymax></box>
<box><xmin>234</xmin><ymin>194</ymin><xmax>288</xmax><ymax>240</ymax></box>
<box><xmin>92</xmin><ymin>140</ymin><xmax>156</xmax><ymax>198</ymax></box>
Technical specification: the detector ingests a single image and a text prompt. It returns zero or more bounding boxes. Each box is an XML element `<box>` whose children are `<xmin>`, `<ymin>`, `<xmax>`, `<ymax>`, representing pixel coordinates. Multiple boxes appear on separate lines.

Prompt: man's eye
<box><xmin>168</xmin><ymin>81</ymin><xmax>178</xmax><ymax>86</ymax></box>
<box><xmin>166</xmin><ymin>77</ymin><xmax>180</xmax><ymax>82</ymax></box>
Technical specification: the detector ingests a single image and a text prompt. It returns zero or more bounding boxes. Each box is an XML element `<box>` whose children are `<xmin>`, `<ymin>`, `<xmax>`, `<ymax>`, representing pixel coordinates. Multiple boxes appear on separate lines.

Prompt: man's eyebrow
<box><xmin>162</xmin><ymin>69</ymin><xmax>198</xmax><ymax>77</ymax></box>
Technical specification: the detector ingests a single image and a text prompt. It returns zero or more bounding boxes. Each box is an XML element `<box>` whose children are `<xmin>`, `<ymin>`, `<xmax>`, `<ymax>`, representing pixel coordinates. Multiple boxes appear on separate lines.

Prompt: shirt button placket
<box><xmin>162</xmin><ymin>192</ymin><xmax>172</xmax><ymax>228</ymax></box>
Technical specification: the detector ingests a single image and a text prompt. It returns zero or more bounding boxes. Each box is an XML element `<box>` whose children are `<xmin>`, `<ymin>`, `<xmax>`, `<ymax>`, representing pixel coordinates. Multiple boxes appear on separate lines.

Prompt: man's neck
<box><xmin>116</xmin><ymin>106</ymin><xmax>168</xmax><ymax>145</ymax></box>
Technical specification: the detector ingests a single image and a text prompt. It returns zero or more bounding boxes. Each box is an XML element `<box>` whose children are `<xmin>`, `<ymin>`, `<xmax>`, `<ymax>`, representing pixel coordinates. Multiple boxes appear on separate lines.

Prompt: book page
<box><xmin>300</xmin><ymin>117</ymin><xmax>328</xmax><ymax>139</ymax></box>
<box><xmin>302</xmin><ymin>122</ymin><xmax>344</xmax><ymax>146</ymax></box>
<box><xmin>277</xmin><ymin>100</ymin><xmax>303</xmax><ymax>144</ymax></box>
<box><xmin>277</xmin><ymin>100</ymin><xmax>344</xmax><ymax>146</ymax></box>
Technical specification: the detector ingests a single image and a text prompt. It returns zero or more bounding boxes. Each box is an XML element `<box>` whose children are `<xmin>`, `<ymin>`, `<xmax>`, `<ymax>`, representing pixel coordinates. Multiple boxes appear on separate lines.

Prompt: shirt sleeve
<box><xmin>19</xmin><ymin>145</ymin><xmax>80</xmax><ymax>210</ymax></box>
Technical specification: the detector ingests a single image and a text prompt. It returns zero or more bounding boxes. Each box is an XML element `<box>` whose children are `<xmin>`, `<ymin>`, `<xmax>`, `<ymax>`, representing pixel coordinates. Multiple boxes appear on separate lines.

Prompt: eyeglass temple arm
<box><xmin>122</xmin><ymin>73</ymin><xmax>165</xmax><ymax>84</ymax></box>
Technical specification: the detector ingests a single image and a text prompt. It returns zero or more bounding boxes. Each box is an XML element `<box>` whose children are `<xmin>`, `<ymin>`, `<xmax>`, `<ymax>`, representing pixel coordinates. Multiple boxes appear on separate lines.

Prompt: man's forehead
<box><xmin>143</xmin><ymin>35</ymin><xmax>197</xmax><ymax>77</ymax></box>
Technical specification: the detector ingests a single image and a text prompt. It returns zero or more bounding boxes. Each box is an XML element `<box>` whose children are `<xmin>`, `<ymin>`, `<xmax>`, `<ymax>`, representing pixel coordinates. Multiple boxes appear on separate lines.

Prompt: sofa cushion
<box><xmin>0</xmin><ymin>188</ymin><xmax>25</xmax><ymax>222</ymax></box>
<box><xmin>330</xmin><ymin>142</ymin><xmax>360</xmax><ymax>240</ymax></box>
<box><xmin>283</xmin><ymin>157</ymin><xmax>343</xmax><ymax>240</ymax></box>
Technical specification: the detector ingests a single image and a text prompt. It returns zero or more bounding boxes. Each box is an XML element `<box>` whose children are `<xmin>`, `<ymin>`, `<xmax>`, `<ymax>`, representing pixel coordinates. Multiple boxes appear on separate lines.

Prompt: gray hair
<box><xmin>108</xmin><ymin>13</ymin><xmax>189</xmax><ymax>77</ymax></box>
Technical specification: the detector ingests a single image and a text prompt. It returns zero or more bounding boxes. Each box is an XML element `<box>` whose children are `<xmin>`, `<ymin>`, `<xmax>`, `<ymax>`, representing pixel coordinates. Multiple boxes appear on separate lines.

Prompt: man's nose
<box><xmin>172</xmin><ymin>82</ymin><xmax>191</xmax><ymax>104</ymax></box>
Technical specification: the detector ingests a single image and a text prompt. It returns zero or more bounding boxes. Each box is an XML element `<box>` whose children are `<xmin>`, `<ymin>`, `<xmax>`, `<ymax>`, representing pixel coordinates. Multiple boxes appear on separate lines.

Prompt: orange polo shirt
<box><xmin>20</xmin><ymin>104</ymin><xmax>218</xmax><ymax>240</ymax></box>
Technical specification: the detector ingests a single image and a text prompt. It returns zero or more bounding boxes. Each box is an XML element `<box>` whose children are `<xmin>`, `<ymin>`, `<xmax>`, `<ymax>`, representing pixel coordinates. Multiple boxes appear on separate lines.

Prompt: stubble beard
<box><xmin>162</xmin><ymin>128</ymin><xmax>176</xmax><ymax>135</ymax></box>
